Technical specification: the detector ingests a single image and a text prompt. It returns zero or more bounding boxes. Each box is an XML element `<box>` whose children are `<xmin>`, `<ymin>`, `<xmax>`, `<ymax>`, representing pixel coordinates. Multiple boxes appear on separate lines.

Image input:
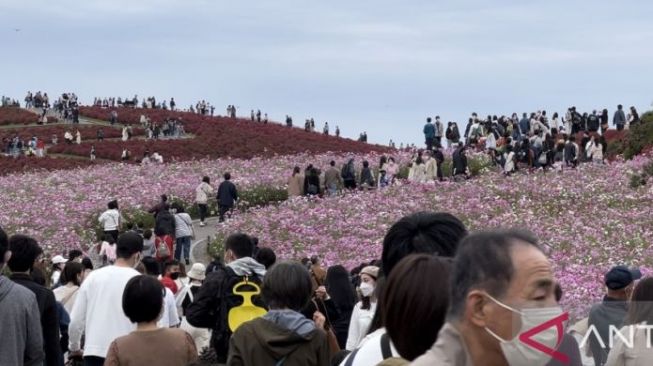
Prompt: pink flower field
<box><xmin>1</xmin><ymin>149</ymin><xmax>652</xmax><ymax>319</ymax></box>
<box><xmin>211</xmin><ymin>155</ymin><xmax>653</xmax><ymax>319</ymax></box>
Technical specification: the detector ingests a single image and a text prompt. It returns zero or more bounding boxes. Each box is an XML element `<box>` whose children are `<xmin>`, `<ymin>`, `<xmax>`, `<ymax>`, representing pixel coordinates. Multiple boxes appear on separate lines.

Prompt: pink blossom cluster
<box><xmin>213</xmin><ymin>154</ymin><xmax>653</xmax><ymax>319</ymax></box>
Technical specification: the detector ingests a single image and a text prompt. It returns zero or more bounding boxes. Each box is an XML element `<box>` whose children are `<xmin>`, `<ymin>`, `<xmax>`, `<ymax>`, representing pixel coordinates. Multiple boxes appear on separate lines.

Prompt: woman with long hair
<box><xmin>345</xmin><ymin>266</ymin><xmax>379</xmax><ymax>351</ymax></box>
<box><xmin>325</xmin><ymin>265</ymin><xmax>357</xmax><ymax>349</ymax></box>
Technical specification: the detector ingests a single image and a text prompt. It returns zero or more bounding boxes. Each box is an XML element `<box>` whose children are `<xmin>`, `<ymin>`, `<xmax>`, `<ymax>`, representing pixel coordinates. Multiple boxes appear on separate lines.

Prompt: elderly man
<box><xmin>412</xmin><ymin>230</ymin><xmax>563</xmax><ymax>366</ymax></box>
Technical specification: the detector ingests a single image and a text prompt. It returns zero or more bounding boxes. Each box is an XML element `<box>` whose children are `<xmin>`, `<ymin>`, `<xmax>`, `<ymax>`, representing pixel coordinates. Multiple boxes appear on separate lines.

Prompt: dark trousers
<box><xmin>219</xmin><ymin>205</ymin><xmax>232</xmax><ymax>222</ymax></box>
<box><xmin>198</xmin><ymin>204</ymin><xmax>208</xmax><ymax>222</ymax></box>
<box><xmin>617</xmin><ymin>124</ymin><xmax>624</xmax><ymax>131</ymax></box>
<box><xmin>104</xmin><ymin>230</ymin><xmax>119</xmax><ymax>243</ymax></box>
<box><xmin>425</xmin><ymin>137</ymin><xmax>434</xmax><ymax>150</ymax></box>
<box><xmin>84</xmin><ymin>356</ymin><xmax>105</xmax><ymax>366</ymax></box>
<box><xmin>435</xmin><ymin>136</ymin><xmax>442</xmax><ymax>148</ymax></box>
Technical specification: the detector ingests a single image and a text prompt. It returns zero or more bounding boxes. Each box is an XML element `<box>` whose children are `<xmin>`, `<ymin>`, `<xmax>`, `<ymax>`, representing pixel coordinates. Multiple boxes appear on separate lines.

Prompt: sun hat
<box><xmin>187</xmin><ymin>263</ymin><xmax>206</xmax><ymax>281</ymax></box>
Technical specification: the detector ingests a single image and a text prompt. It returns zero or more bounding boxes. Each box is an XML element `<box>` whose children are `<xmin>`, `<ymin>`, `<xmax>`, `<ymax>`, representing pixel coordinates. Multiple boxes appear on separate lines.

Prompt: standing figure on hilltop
<box><xmin>256</xmin><ymin>110</ymin><xmax>261</xmax><ymax>123</ymax></box>
<box><xmin>423</xmin><ymin>117</ymin><xmax>435</xmax><ymax>151</ymax></box>
<box><xmin>434</xmin><ymin>116</ymin><xmax>444</xmax><ymax>148</ymax></box>
<box><xmin>250</xmin><ymin>110</ymin><xmax>255</xmax><ymax>122</ymax></box>
<box><xmin>323</xmin><ymin>122</ymin><xmax>329</xmax><ymax>135</ymax></box>
<box><xmin>335</xmin><ymin>125</ymin><xmax>340</xmax><ymax>137</ymax></box>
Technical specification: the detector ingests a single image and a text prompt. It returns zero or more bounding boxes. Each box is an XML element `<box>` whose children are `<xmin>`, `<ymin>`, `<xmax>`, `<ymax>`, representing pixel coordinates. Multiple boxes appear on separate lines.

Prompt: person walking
<box><xmin>217</xmin><ymin>172</ymin><xmax>238</xmax><ymax>223</ymax></box>
<box><xmin>98</xmin><ymin>200</ymin><xmax>122</xmax><ymax>243</ymax></box>
<box><xmin>0</xmin><ymin>227</ymin><xmax>45</xmax><ymax>366</ymax></box>
<box><xmin>173</xmin><ymin>204</ymin><xmax>194</xmax><ymax>265</ymax></box>
<box><xmin>341</xmin><ymin>159</ymin><xmax>357</xmax><ymax>190</ymax></box>
<box><xmin>68</xmin><ymin>232</ymin><xmax>144</xmax><ymax>366</ymax></box>
<box><xmin>227</xmin><ymin>261</ymin><xmax>330</xmax><ymax>366</ymax></box>
<box><xmin>104</xmin><ymin>275</ymin><xmax>198</xmax><ymax>365</ymax></box>
<box><xmin>195</xmin><ymin>176</ymin><xmax>213</xmax><ymax>227</ymax></box>
<box><xmin>8</xmin><ymin>235</ymin><xmax>63</xmax><ymax>366</ymax></box>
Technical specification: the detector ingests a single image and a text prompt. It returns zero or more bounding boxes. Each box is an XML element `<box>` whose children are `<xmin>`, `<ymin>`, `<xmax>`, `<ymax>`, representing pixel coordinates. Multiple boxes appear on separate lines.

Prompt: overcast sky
<box><xmin>1</xmin><ymin>0</ymin><xmax>652</xmax><ymax>145</ymax></box>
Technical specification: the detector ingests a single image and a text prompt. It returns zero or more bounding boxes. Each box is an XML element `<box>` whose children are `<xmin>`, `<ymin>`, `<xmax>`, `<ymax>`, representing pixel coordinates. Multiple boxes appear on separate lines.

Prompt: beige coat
<box><xmin>288</xmin><ymin>174</ymin><xmax>304</xmax><ymax>197</ymax></box>
<box><xmin>411</xmin><ymin>323</ymin><xmax>474</xmax><ymax>366</ymax></box>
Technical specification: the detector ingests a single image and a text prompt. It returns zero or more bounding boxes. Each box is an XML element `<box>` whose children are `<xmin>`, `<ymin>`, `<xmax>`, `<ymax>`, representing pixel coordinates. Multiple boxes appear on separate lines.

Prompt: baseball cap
<box><xmin>605</xmin><ymin>265</ymin><xmax>642</xmax><ymax>290</ymax></box>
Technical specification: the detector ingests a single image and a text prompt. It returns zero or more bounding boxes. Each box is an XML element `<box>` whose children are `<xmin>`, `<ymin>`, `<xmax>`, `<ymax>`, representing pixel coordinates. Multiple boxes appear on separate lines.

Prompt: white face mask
<box><xmin>484</xmin><ymin>294</ymin><xmax>566</xmax><ymax>366</ymax></box>
<box><xmin>359</xmin><ymin>282</ymin><xmax>375</xmax><ymax>297</ymax></box>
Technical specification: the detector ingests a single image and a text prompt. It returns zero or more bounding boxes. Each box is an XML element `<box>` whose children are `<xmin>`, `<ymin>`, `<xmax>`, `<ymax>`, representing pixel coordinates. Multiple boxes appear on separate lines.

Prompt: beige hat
<box><xmin>52</xmin><ymin>255</ymin><xmax>68</xmax><ymax>265</ymax></box>
<box><xmin>187</xmin><ymin>263</ymin><xmax>206</xmax><ymax>281</ymax></box>
<box><xmin>360</xmin><ymin>266</ymin><xmax>379</xmax><ymax>280</ymax></box>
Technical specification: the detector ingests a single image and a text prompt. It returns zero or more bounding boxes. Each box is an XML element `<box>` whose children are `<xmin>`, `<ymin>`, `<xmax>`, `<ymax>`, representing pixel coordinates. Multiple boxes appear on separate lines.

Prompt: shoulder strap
<box><xmin>344</xmin><ymin>348</ymin><xmax>360</xmax><ymax>366</ymax></box>
<box><xmin>380</xmin><ymin>333</ymin><xmax>392</xmax><ymax>359</ymax></box>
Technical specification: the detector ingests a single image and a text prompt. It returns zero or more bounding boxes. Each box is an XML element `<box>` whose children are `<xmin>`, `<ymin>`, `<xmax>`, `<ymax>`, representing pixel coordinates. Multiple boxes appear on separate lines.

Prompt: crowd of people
<box><xmin>417</xmin><ymin>104</ymin><xmax>643</xmax><ymax>178</ymax></box>
<box><xmin>5</xmin><ymin>207</ymin><xmax>650</xmax><ymax>366</ymax></box>
<box><xmin>287</xmin><ymin>157</ymin><xmax>402</xmax><ymax>198</ymax></box>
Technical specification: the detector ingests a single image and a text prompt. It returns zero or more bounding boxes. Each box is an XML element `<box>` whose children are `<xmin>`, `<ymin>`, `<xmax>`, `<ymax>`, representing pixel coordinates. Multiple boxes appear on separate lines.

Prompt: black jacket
<box><xmin>11</xmin><ymin>273</ymin><xmax>63</xmax><ymax>366</ymax></box>
<box><xmin>154</xmin><ymin>210</ymin><xmax>176</xmax><ymax>236</ymax></box>
<box><xmin>452</xmin><ymin>148</ymin><xmax>468</xmax><ymax>176</ymax></box>
<box><xmin>217</xmin><ymin>180</ymin><xmax>238</xmax><ymax>207</ymax></box>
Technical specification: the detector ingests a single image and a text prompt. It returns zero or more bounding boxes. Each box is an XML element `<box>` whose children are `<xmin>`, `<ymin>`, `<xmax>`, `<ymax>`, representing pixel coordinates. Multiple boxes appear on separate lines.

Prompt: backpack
<box><xmin>156</xmin><ymin>236</ymin><xmax>171</xmax><ymax>258</ymax></box>
<box><xmin>211</xmin><ymin>267</ymin><xmax>265</xmax><ymax>363</ymax></box>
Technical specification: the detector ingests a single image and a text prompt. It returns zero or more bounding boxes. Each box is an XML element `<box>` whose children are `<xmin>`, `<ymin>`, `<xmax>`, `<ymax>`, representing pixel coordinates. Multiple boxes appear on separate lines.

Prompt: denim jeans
<box><xmin>175</xmin><ymin>236</ymin><xmax>192</xmax><ymax>262</ymax></box>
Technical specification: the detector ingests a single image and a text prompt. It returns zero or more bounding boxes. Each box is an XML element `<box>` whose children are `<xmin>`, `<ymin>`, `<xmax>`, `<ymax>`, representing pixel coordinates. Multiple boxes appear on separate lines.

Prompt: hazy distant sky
<box><xmin>1</xmin><ymin>0</ymin><xmax>652</xmax><ymax>145</ymax></box>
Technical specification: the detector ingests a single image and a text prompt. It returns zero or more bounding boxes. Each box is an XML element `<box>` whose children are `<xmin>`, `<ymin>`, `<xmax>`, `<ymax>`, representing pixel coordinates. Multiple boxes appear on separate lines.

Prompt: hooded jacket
<box><xmin>228</xmin><ymin>310</ymin><xmax>330</xmax><ymax>366</ymax></box>
<box><xmin>0</xmin><ymin>275</ymin><xmax>45</xmax><ymax>366</ymax></box>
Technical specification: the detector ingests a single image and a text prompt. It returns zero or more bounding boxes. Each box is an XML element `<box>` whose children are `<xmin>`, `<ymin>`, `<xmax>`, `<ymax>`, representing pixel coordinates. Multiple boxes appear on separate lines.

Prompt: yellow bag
<box><xmin>228</xmin><ymin>280</ymin><xmax>267</xmax><ymax>332</ymax></box>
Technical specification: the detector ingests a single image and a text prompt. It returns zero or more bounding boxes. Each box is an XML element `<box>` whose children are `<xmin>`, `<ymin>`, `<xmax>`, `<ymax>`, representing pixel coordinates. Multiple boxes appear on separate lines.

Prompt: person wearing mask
<box><xmin>53</xmin><ymin>261</ymin><xmax>84</xmax><ymax>314</ymax></box>
<box><xmin>228</xmin><ymin>261</ymin><xmax>330</xmax><ymax>366</ymax></box>
<box><xmin>217</xmin><ymin>172</ymin><xmax>238</xmax><ymax>223</ymax></box>
<box><xmin>587</xmin><ymin>265</ymin><xmax>641</xmax><ymax>366</ymax></box>
<box><xmin>104</xmin><ymin>275</ymin><xmax>198</xmax><ymax>365</ymax></box>
<box><xmin>288</xmin><ymin>166</ymin><xmax>304</xmax><ymax>197</ymax></box>
<box><xmin>160</xmin><ymin>260</ymin><xmax>181</xmax><ymax>295</ymax></box>
<box><xmin>8</xmin><ymin>234</ymin><xmax>63</xmax><ymax>366</ymax></box>
<box><xmin>423</xmin><ymin>117</ymin><xmax>436</xmax><ymax>151</ymax></box>
<box><xmin>347</xmin><ymin>254</ymin><xmax>451</xmax><ymax>366</ymax></box>
<box><xmin>173</xmin><ymin>204</ymin><xmax>194</xmax><ymax>265</ymax></box>
<box><xmin>195</xmin><ymin>176</ymin><xmax>213</xmax><ymax>227</ymax></box>
<box><xmin>412</xmin><ymin>230</ymin><xmax>562</xmax><ymax>366</ymax></box>
<box><xmin>50</xmin><ymin>254</ymin><xmax>67</xmax><ymax>287</ymax></box>
<box><xmin>68</xmin><ymin>232</ymin><xmax>144</xmax><ymax>366</ymax></box>
<box><xmin>140</xmin><ymin>257</ymin><xmax>180</xmax><ymax>329</ymax></box>
<box><xmin>186</xmin><ymin>233</ymin><xmax>267</xmax><ymax>365</ymax></box>
<box><xmin>0</xmin><ymin>227</ymin><xmax>45</xmax><ymax>366</ymax></box>
<box><xmin>613</xmin><ymin>105</ymin><xmax>627</xmax><ymax>131</ymax></box>
<box><xmin>98</xmin><ymin>199</ymin><xmax>122</xmax><ymax>243</ymax></box>
<box><xmin>345</xmin><ymin>266</ymin><xmax>379</xmax><ymax>351</ymax></box>
<box><xmin>178</xmin><ymin>263</ymin><xmax>211</xmax><ymax>353</ymax></box>
<box><xmin>605</xmin><ymin>277</ymin><xmax>653</xmax><ymax>366</ymax></box>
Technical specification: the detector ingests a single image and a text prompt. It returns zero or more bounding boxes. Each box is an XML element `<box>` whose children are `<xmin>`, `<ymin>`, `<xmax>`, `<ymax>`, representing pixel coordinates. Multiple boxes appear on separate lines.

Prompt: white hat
<box><xmin>187</xmin><ymin>263</ymin><xmax>206</xmax><ymax>281</ymax></box>
<box><xmin>52</xmin><ymin>255</ymin><xmax>67</xmax><ymax>265</ymax></box>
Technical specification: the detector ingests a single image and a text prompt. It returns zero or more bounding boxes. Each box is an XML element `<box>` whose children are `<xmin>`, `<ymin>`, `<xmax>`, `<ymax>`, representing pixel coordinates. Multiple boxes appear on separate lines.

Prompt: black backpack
<box><xmin>211</xmin><ymin>267</ymin><xmax>266</xmax><ymax>363</ymax></box>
